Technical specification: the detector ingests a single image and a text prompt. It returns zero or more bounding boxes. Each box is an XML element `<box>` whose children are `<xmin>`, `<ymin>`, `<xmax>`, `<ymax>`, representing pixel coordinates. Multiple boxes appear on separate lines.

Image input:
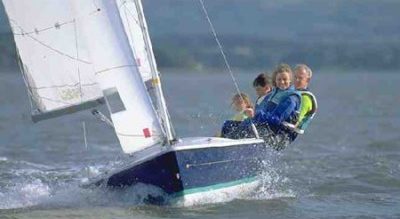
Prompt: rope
<box><xmin>198</xmin><ymin>0</ymin><xmax>241</xmax><ymax>95</ymax></box>
<box><xmin>82</xmin><ymin>121</ymin><xmax>88</xmax><ymax>150</ymax></box>
<box><xmin>198</xmin><ymin>0</ymin><xmax>260</xmax><ymax>139</ymax></box>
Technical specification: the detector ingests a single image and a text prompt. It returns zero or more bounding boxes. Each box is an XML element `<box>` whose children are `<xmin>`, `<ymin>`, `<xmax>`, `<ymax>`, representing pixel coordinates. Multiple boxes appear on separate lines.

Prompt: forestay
<box><xmin>73</xmin><ymin>0</ymin><xmax>165</xmax><ymax>153</ymax></box>
<box><xmin>2</xmin><ymin>0</ymin><xmax>104</xmax><ymax>122</ymax></box>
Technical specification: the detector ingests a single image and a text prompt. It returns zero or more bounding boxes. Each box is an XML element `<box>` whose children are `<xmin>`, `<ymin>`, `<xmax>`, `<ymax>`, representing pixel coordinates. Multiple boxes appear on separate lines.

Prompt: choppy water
<box><xmin>1</xmin><ymin>70</ymin><xmax>400</xmax><ymax>218</ymax></box>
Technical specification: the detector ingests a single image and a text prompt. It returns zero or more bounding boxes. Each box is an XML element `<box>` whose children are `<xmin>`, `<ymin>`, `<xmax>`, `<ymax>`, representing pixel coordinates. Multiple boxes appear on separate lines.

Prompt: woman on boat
<box><xmin>251</xmin><ymin>63</ymin><xmax>302</xmax><ymax>142</ymax></box>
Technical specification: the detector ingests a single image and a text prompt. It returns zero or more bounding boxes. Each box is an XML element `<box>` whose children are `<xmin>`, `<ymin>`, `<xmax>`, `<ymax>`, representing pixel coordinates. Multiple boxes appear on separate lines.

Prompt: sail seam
<box><xmin>12</xmin><ymin>21</ymin><xmax>75</xmax><ymax>35</ymax></box>
<box><xmin>9</xmin><ymin>6</ymin><xmax>100</xmax><ymax>36</ymax></box>
<box><xmin>21</xmin><ymin>34</ymin><xmax>92</xmax><ymax>64</ymax></box>
<box><xmin>8</xmin><ymin>9</ymin><xmax>105</xmax><ymax>65</ymax></box>
<box><xmin>29</xmin><ymin>83</ymin><xmax>98</xmax><ymax>90</ymax></box>
<box><xmin>94</xmin><ymin>65</ymin><xmax>137</xmax><ymax>75</ymax></box>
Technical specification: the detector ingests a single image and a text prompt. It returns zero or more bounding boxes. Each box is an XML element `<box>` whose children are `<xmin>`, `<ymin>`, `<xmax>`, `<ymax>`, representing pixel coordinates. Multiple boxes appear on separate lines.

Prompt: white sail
<box><xmin>117</xmin><ymin>0</ymin><xmax>153</xmax><ymax>82</ymax></box>
<box><xmin>73</xmin><ymin>0</ymin><xmax>164</xmax><ymax>153</ymax></box>
<box><xmin>2</xmin><ymin>0</ymin><xmax>104</xmax><ymax>122</ymax></box>
<box><xmin>116</xmin><ymin>0</ymin><xmax>176</xmax><ymax>142</ymax></box>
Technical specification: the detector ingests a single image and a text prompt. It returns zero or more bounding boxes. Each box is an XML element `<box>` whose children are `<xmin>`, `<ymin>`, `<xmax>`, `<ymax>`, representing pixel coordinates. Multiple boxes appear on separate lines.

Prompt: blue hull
<box><xmin>104</xmin><ymin>138</ymin><xmax>269</xmax><ymax>197</ymax></box>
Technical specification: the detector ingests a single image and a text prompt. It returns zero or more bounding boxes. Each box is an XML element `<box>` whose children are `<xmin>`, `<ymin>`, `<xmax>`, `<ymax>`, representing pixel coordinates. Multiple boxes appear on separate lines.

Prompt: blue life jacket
<box><xmin>297</xmin><ymin>90</ymin><xmax>318</xmax><ymax>132</ymax></box>
<box><xmin>264</xmin><ymin>86</ymin><xmax>302</xmax><ymax>125</ymax></box>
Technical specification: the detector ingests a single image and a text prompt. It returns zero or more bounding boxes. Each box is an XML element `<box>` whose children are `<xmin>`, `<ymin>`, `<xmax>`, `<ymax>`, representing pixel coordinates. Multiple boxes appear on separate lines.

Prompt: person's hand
<box><xmin>244</xmin><ymin>108</ymin><xmax>254</xmax><ymax>117</ymax></box>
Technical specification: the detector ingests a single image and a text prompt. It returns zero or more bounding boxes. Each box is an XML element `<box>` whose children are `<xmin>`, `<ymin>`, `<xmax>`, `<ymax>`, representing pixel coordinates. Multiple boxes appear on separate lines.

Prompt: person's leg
<box><xmin>220</xmin><ymin>120</ymin><xmax>242</xmax><ymax>139</ymax></box>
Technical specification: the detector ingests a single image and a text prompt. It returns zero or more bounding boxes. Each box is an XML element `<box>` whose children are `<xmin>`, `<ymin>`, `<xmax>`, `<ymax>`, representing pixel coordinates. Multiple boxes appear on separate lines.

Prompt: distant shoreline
<box><xmin>1</xmin><ymin>31</ymin><xmax>400</xmax><ymax>72</ymax></box>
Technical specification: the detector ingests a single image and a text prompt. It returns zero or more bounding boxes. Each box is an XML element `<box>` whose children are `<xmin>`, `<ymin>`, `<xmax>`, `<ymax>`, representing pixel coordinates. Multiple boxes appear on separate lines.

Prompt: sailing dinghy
<box><xmin>2</xmin><ymin>0</ymin><xmax>275</xmax><ymax>204</ymax></box>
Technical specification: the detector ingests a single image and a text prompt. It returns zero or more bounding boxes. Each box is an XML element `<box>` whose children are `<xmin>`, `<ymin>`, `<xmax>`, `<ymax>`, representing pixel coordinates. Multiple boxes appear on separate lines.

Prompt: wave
<box><xmin>0</xmin><ymin>155</ymin><xmax>295</xmax><ymax>209</ymax></box>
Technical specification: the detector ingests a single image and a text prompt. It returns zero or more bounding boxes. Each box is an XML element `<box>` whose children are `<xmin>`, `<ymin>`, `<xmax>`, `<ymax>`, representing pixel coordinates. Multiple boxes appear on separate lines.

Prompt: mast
<box><xmin>132</xmin><ymin>0</ymin><xmax>176</xmax><ymax>143</ymax></box>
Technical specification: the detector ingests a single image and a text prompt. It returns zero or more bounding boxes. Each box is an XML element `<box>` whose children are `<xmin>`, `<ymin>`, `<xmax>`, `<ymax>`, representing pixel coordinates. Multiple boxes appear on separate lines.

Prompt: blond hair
<box><xmin>272</xmin><ymin>63</ymin><xmax>293</xmax><ymax>87</ymax></box>
<box><xmin>232</xmin><ymin>92</ymin><xmax>253</xmax><ymax>109</ymax></box>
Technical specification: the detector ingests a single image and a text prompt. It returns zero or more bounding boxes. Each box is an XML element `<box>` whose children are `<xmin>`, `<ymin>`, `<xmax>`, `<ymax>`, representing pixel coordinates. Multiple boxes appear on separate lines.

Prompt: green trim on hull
<box><xmin>174</xmin><ymin>176</ymin><xmax>258</xmax><ymax>197</ymax></box>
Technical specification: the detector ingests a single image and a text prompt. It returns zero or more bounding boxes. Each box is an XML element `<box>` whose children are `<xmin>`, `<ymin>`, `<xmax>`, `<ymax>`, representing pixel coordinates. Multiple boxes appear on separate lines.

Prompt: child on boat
<box><xmin>245</xmin><ymin>73</ymin><xmax>273</xmax><ymax>118</ymax></box>
<box><xmin>231</xmin><ymin>93</ymin><xmax>253</xmax><ymax>121</ymax></box>
<box><xmin>219</xmin><ymin>93</ymin><xmax>253</xmax><ymax>138</ymax></box>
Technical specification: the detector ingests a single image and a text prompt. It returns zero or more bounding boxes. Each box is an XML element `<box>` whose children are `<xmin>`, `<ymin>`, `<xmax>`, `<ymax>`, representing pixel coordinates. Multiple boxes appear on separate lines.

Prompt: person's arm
<box><xmin>267</xmin><ymin>95</ymin><xmax>300</xmax><ymax>126</ymax></box>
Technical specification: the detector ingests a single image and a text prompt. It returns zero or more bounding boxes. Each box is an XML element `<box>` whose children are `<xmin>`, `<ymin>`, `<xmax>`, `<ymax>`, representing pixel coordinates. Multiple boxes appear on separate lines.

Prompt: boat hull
<box><xmin>100</xmin><ymin>137</ymin><xmax>270</xmax><ymax>202</ymax></box>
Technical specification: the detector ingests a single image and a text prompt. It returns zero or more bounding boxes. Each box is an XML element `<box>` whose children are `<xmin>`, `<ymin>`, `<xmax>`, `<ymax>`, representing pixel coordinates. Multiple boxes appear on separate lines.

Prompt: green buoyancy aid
<box><xmin>297</xmin><ymin>91</ymin><xmax>318</xmax><ymax>132</ymax></box>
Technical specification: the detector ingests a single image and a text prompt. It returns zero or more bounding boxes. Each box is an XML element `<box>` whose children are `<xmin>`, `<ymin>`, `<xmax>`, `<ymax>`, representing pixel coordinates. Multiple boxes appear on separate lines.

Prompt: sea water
<box><xmin>0</xmin><ymin>70</ymin><xmax>399</xmax><ymax>218</ymax></box>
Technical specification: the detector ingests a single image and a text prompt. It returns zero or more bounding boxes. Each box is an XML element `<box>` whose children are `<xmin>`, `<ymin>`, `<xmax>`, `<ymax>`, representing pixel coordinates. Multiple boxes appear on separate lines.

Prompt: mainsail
<box><xmin>2</xmin><ymin>0</ymin><xmax>104</xmax><ymax>122</ymax></box>
<box><xmin>3</xmin><ymin>0</ymin><xmax>172</xmax><ymax>154</ymax></box>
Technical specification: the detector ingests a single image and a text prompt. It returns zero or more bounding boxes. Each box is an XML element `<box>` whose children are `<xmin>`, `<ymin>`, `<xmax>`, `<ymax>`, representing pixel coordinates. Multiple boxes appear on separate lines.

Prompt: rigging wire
<box><xmin>198</xmin><ymin>0</ymin><xmax>260</xmax><ymax>139</ymax></box>
<box><xmin>82</xmin><ymin>121</ymin><xmax>88</xmax><ymax>151</ymax></box>
<box><xmin>198</xmin><ymin>0</ymin><xmax>241</xmax><ymax>95</ymax></box>
<box><xmin>82</xmin><ymin>121</ymin><xmax>90</xmax><ymax>179</ymax></box>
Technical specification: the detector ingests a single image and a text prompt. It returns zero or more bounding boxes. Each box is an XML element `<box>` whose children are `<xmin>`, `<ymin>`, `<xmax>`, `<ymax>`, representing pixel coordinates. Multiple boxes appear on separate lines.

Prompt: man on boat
<box><xmin>290</xmin><ymin>64</ymin><xmax>318</xmax><ymax>135</ymax></box>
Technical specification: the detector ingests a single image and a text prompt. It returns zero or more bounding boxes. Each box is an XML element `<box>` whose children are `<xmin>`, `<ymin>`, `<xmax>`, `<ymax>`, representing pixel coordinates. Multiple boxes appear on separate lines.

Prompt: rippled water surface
<box><xmin>1</xmin><ymin>70</ymin><xmax>399</xmax><ymax>218</ymax></box>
